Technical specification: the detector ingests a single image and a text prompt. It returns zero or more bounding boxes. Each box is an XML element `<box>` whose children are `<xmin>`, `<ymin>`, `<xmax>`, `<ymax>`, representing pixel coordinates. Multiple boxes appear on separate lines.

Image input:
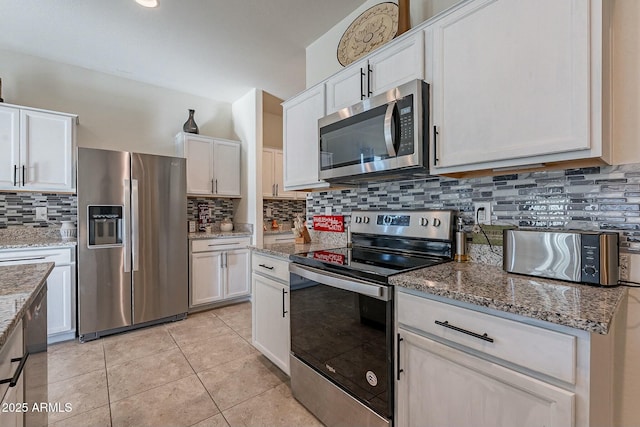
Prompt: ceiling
<box><xmin>0</xmin><ymin>0</ymin><xmax>366</xmax><ymax>103</ymax></box>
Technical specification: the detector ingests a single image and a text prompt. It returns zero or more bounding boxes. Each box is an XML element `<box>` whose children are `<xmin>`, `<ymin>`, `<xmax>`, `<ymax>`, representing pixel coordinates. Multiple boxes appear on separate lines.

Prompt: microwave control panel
<box><xmin>396</xmin><ymin>94</ymin><xmax>415</xmax><ymax>156</ymax></box>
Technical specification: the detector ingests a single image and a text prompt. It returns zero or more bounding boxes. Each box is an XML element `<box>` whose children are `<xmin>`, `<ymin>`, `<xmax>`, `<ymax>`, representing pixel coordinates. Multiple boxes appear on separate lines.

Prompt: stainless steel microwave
<box><xmin>319</xmin><ymin>79</ymin><xmax>429</xmax><ymax>183</ymax></box>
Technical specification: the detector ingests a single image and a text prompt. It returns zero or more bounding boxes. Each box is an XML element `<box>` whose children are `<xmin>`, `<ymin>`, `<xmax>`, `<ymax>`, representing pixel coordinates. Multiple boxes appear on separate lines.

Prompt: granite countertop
<box><xmin>390</xmin><ymin>261</ymin><xmax>625</xmax><ymax>335</ymax></box>
<box><xmin>188</xmin><ymin>230</ymin><xmax>253</xmax><ymax>240</ymax></box>
<box><xmin>0</xmin><ymin>236</ymin><xmax>77</xmax><ymax>250</ymax></box>
<box><xmin>264</xmin><ymin>229</ymin><xmax>294</xmax><ymax>235</ymax></box>
<box><xmin>0</xmin><ymin>263</ymin><xmax>53</xmax><ymax>349</ymax></box>
<box><xmin>250</xmin><ymin>242</ymin><xmax>344</xmax><ymax>259</ymax></box>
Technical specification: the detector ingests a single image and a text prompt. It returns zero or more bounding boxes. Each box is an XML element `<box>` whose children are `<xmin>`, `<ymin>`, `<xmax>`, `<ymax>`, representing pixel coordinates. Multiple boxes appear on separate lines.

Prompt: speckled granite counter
<box><xmin>390</xmin><ymin>261</ymin><xmax>625</xmax><ymax>334</ymax></box>
<box><xmin>0</xmin><ymin>227</ymin><xmax>76</xmax><ymax>250</ymax></box>
<box><xmin>188</xmin><ymin>230</ymin><xmax>252</xmax><ymax>240</ymax></box>
<box><xmin>0</xmin><ymin>263</ymin><xmax>53</xmax><ymax>349</ymax></box>
<box><xmin>264</xmin><ymin>229</ymin><xmax>294</xmax><ymax>235</ymax></box>
<box><xmin>250</xmin><ymin>242</ymin><xmax>344</xmax><ymax>259</ymax></box>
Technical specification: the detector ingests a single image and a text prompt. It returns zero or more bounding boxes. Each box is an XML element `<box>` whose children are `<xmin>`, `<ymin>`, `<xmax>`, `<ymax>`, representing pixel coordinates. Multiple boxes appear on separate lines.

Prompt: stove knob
<box><xmin>383</xmin><ymin>215</ymin><xmax>392</xmax><ymax>225</ymax></box>
<box><xmin>354</xmin><ymin>216</ymin><xmax>362</xmax><ymax>224</ymax></box>
<box><xmin>420</xmin><ymin>218</ymin><xmax>429</xmax><ymax>226</ymax></box>
<box><xmin>363</xmin><ymin>217</ymin><xmax>370</xmax><ymax>224</ymax></box>
<box><xmin>432</xmin><ymin>218</ymin><xmax>442</xmax><ymax>227</ymax></box>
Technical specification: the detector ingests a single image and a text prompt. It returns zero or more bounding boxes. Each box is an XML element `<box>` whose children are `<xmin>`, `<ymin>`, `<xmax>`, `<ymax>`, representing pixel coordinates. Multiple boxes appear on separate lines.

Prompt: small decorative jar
<box><xmin>220</xmin><ymin>218</ymin><xmax>233</xmax><ymax>232</ymax></box>
<box><xmin>60</xmin><ymin>221</ymin><xmax>77</xmax><ymax>239</ymax></box>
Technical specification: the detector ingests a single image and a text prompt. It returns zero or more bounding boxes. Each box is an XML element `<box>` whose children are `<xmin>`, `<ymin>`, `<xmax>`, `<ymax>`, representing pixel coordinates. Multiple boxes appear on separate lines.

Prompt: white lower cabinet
<box><xmin>0</xmin><ymin>247</ymin><xmax>75</xmax><ymax>344</ymax></box>
<box><xmin>396</xmin><ymin>291</ymin><xmax>617</xmax><ymax>427</ymax></box>
<box><xmin>189</xmin><ymin>237</ymin><xmax>250</xmax><ymax>309</ymax></box>
<box><xmin>251</xmin><ymin>252</ymin><xmax>290</xmax><ymax>375</ymax></box>
<box><xmin>397</xmin><ymin>328</ymin><xmax>574</xmax><ymax>427</ymax></box>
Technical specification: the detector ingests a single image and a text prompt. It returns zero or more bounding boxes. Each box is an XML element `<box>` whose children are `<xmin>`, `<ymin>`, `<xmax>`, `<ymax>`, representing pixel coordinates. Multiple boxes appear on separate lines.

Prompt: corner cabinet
<box><xmin>251</xmin><ymin>252</ymin><xmax>290</xmax><ymax>375</ymax></box>
<box><xmin>427</xmin><ymin>0</ymin><xmax>611</xmax><ymax>175</ymax></box>
<box><xmin>0</xmin><ymin>104</ymin><xmax>77</xmax><ymax>193</ymax></box>
<box><xmin>262</xmin><ymin>148</ymin><xmax>297</xmax><ymax>199</ymax></box>
<box><xmin>0</xmin><ymin>246</ymin><xmax>76</xmax><ymax>344</ymax></box>
<box><xmin>189</xmin><ymin>237</ymin><xmax>250</xmax><ymax>309</ymax></box>
<box><xmin>282</xmin><ymin>84</ymin><xmax>329</xmax><ymax>191</ymax></box>
<box><xmin>175</xmin><ymin>132</ymin><xmax>241</xmax><ymax>197</ymax></box>
<box><xmin>396</xmin><ymin>291</ymin><xmax>618</xmax><ymax>427</ymax></box>
<box><xmin>325</xmin><ymin>31</ymin><xmax>425</xmax><ymax>115</ymax></box>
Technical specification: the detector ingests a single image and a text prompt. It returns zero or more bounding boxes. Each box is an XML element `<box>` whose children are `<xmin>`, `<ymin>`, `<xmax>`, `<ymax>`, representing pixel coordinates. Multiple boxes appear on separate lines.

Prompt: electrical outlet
<box><xmin>35</xmin><ymin>206</ymin><xmax>47</xmax><ymax>221</ymax></box>
<box><xmin>325</xmin><ymin>206</ymin><xmax>332</xmax><ymax>215</ymax></box>
<box><xmin>473</xmin><ymin>202</ymin><xmax>491</xmax><ymax>225</ymax></box>
<box><xmin>266</xmin><ymin>207</ymin><xmax>272</xmax><ymax>218</ymax></box>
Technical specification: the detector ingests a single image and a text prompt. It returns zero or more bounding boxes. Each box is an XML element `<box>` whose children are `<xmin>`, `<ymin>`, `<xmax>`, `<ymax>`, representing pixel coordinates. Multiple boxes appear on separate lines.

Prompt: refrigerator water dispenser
<box><xmin>88</xmin><ymin>206</ymin><xmax>123</xmax><ymax>246</ymax></box>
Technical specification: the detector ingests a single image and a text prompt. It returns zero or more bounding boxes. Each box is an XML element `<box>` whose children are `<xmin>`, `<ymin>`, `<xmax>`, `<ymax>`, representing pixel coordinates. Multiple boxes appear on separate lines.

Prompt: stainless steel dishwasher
<box><xmin>23</xmin><ymin>285</ymin><xmax>48</xmax><ymax>427</ymax></box>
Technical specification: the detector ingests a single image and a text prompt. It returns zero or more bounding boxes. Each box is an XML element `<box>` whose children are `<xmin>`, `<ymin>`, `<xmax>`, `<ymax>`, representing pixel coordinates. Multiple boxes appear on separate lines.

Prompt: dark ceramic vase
<box><xmin>182</xmin><ymin>109</ymin><xmax>199</xmax><ymax>134</ymax></box>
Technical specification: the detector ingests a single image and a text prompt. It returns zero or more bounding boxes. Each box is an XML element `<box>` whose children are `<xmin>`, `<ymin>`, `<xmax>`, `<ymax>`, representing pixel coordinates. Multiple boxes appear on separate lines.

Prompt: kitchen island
<box><xmin>0</xmin><ymin>263</ymin><xmax>53</xmax><ymax>348</ymax></box>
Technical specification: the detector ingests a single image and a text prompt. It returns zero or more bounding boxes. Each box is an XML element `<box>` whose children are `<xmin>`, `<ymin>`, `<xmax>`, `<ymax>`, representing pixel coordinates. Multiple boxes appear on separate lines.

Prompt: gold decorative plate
<box><xmin>337</xmin><ymin>2</ymin><xmax>399</xmax><ymax>67</ymax></box>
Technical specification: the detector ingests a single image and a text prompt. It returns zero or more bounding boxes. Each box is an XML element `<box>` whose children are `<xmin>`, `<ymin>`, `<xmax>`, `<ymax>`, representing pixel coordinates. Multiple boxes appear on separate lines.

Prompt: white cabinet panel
<box><xmin>325</xmin><ymin>59</ymin><xmax>368</xmax><ymax>115</ymax></box>
<box><xmin>190</xmin><ymin>251</ymin><xmax>223</xmax><ymax>306</ymax></box>
<box><xmin>283</xmin><ymin>85</ymin><xmax>328</xmax><ymax>191</ymax></box>
<box><xmin>429</xmin><ymin>0</ymin><xmax>603</xmax><ymax>173</ymax></box>
<box><xmin>0</xmin><ymin>106</ymin><xmax>20</xmax><ymax>189</ymax></box>
<box><xmin>224</xmin><ymin>249</ymin><xmax>250</xmax><ymax>299</ymax></box>
<box><xmin>252</xmin><ymin>273</ymin><xmax>290</xmax><ymax>375</ymax></box>
<box><xmin>212</xmin><ymin>139</ymin><xmax>241</xmax><ymax>197</ymax></box>
<box><xmin>47</xmin><ymin>265</ymin><xmax>73</xmax><ymax>336</ymax></box>
<box><xmin>263</xmin><ymin>148</ymin><xmax>297</xmax><ymax>199</ymax></box>
<box><xmin>183</xmin><ymin>135</ymin><xmax>214</xmax><ymax>195</ymax></box>
<box><xmin>397</xmin><ymin>329</ymin><xmax>575</xmax><ymax>427</ymax></box>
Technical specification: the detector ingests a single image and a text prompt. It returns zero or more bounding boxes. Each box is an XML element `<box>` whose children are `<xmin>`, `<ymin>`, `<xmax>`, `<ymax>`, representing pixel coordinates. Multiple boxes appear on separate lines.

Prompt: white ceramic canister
<box><xmin>60</xmin><ymin>221</ymin><xmax>77</xmax><ymax>239</ymax></box>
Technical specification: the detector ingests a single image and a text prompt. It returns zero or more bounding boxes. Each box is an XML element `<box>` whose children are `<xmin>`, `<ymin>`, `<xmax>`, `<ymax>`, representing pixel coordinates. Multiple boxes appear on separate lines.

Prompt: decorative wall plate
<box><xmin>337</xmin><ymin>2</ymin><xmax>399</xmax><ymax>67</ymax></box>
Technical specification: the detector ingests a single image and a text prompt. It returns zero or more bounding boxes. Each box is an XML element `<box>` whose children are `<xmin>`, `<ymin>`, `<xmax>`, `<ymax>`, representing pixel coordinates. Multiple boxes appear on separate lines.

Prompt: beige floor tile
<box><xmin>223</xmin><ymin>383</ymin><xmax>323</xmax><ymax>427</ymax></box>
<box><xmin>216</xmin><ymin>310</ymin><xmax>251</xmax><ymax>333</ymax></box>
<box><xmin>110</xmin><ymin>375</ymin><xmax>219</xmax><ymax>427</ymax></box>
<box><xmin>48</xmin><ymin>339</ymin><xmax>105</xmax><ymax>383</ymax></box>
<box><xmin>167</xmin><ymin>312</ymin><xmax>236</xmax><ymax>349</ymax></box>
<box><xmin>103</xmin><ymin>325</ymin><xmax>177</xmax><ymax>367</ymax></box>
<box><xmin>180</xmin><ymin>332</ymin><xmax>257</xmax><ymax>373</ymax></box>
<box><xmin>198</xmin><ymin>354</ymin><xmax>287</xmax><ymax>411</ymax></box>
<box><xmin>48</xmin><ymin>369</ymin><xmax>109</xmax><ymax>424</ymax></box>
<box><xmin>190</xmin><ymin>413</ymin><xmax>230</xmax><ymax>427</ymax></box>
<box><xmin>48</xmin><ymin>404</ymin><xmax>111</xmax><ymax>427</ymax></box>
<box><xmin>235</xmin><ymin>325</ymin><xmax>252</xmax><ymax>342</ymax></box>
<box><xmin>107</xmin><ymin>347</ymin><xmax>195</xmax><ymax>402</ymax></box>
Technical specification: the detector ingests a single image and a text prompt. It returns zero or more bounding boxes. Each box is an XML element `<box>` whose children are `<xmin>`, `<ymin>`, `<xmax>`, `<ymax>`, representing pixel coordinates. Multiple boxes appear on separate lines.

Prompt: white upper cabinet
<box><xmin>325</xmin><ymin>32</ymin><xmax>424</xmax><ymax>115</ymax></box>
<box><xmin>0</xmin><ymin>104</ymin><xmax>76</xmax><ymax>193</ymax></box>
<box><xmin>427</xmin><ymin>0</ymin><xmax>610</xmax><ymax>175</ymax></box>
<box><xmin>282</xmin><ymin>84</ymin><xmax>329</xmax><ymax>191</ymax></box>
<box><xmin>263</xmin><ymin>148</ymin><xmax>297</xmax><ymax>199</ymax></box>
<box><xmin>176</xmin><ymin>132</ymin><xmax>241</xmax><ymax>197</ymax></box>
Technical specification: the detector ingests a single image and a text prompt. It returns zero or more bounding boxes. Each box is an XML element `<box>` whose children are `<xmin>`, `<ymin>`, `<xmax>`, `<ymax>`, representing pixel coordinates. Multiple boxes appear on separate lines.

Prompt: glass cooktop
<box><xmin>290</xmin><ymin>246</ymin><xmax>450</xmax><ymax>284</ymax></box>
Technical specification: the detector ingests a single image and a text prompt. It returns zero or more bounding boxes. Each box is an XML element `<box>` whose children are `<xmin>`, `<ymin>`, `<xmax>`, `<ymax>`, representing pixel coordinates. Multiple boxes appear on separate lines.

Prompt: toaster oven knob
<box><xmin>420</xmin><ymin>218</ymin><xmax>429</xmax><ymax>226</ymax></box>
<box><xmin>583</xmin><ymin>265</ymin><xmax>598</xmax><ymax>276</ymax></box>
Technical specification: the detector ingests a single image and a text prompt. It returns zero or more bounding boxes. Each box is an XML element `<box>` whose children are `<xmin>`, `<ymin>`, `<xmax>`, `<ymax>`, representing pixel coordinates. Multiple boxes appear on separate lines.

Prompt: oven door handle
<box><xmin>290</xmin><ymin>264</ymin><xmax>390</xmax><ymax>301</ymax></box>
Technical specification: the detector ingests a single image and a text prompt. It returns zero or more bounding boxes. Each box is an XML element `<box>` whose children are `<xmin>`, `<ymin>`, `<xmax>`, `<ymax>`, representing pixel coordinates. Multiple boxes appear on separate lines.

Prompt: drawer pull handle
<box><xmin>0</xmin><ymin>256</ymin><xmax>47</xmax><ymax>263</ymax></box>
<box><xmin>282</xmin><ymin>289</ymin><xmax>288</xmax><ymax>318</ymax></box>
<box><xmin>397</xmin><ymin>334</ymin><xmax>404</xmax><ymax>380</ymax></box>
<box><xmin>258</xmin><ymin>264</ymin><xmax>274</xmax><ymax>270</ymax></box>
<box><xmin>0</xmin><ymin>353</ymin><xmax>29</xmax><ymax>387</ymax></box>
<box><xmin>435</xmin><ymin>320</ymin><xmax>494</xmax><ymax>343</ymax></box>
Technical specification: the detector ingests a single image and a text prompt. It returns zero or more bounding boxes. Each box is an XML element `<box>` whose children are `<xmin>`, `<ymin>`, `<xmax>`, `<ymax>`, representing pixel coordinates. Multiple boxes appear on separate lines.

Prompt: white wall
<box><xmin>232</xmin><ymin>89</ymin><xmax>261</xmax><ymax>245</ymax></box>
<box><xmin>0</xmin><ymin>48</ymin><xmax>233</xmax><ymax>156</ymax></box>
<box><xmin>305</xmin><ymin>0</ymin><xmax>461</xmax><ymax>87</ymax></box>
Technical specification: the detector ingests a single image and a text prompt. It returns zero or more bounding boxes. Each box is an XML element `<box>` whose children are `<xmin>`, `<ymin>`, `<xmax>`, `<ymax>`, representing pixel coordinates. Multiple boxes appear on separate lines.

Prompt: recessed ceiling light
<box><xmin>135</xmin><ymin>0</ymin><xmax>158</xmax><ymax>8</ymax></box>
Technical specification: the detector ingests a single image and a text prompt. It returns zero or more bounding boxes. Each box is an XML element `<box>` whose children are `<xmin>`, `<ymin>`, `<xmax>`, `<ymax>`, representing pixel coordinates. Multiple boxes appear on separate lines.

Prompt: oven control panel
<box><xmin>350</xmin><ymin>210</ymin><xmax>455</xmax><ymax>240</ymax></box>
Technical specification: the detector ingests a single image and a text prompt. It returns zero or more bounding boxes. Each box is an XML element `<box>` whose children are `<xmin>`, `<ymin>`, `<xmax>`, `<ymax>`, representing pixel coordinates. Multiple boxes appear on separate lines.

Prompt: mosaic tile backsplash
<box><xmin>187</xmin><ymin>198</ymin><xmax>235</xmax><ymax>223</ymax></box>
<box><xmin>307</xmin><ymin>164</ymin><xmax>640</xmax><ymax>251</ymax></box>
<box><xmin>263</xmin><ymin>199</ymin><xmax>306</xmax><ymax>228</ymax></box>
<box><xmin>0</xmin><ymin>193</ymin><xmax>77</xmax><ymax>228</ymax></box>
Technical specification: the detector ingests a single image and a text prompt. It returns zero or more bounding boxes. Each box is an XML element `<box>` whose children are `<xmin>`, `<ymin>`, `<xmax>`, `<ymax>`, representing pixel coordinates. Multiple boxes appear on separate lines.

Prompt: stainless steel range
<box><xmin>289</xmin><ymin>210</ymin><xmax>455</xmax><ymax>427</ymax></box>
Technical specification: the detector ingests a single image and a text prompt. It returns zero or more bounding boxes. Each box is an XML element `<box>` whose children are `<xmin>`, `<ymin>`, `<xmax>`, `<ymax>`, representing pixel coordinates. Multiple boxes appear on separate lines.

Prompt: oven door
<box><xmin>289</xmin><ymin>263</ymin><xmax>393</xmax><ymax>421</ymax></box>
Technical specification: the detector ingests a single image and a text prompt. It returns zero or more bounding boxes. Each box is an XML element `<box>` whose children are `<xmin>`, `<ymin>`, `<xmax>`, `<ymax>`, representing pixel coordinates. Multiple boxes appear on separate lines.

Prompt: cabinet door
<box><xmin>190</xmin><ymin>251</ymin><xmax>223</xmax><ymax>306</ymax></box>
<box><xmin>184</xmin><ymin>135</ymin><xmax>215</xmax><ymax>195</ymax></box>
<box><xmin>224</xmin><ymin>249</ymin><xmax>250</xmax><ymax>299</ymax></box>
<box><xmin>20</xmin><ymin>109</ymin><xmax>74</xmax><ymax>192</ymax></box>
<box><xmin>325</xmin><ymin>59</ymin><xmax>368</xmax><ymax>115</ymax></box>
<box><xmin>0</xmin><ymin>106</ymin><xmax>20</xmax><ymax>190</ymax></box>
<box><xmin>283</xmin><ymin>85</ymin><xmax>328</xmax><ymax>191</ymax></box>
<box><xmin>396</xmin><ymin>329</ymin><xmax>575</xmax><ymax>427</ymax></box>
<box><xmin>262</xmin><ymin>148</ymin><xmax>276</xmax><ymax>197</ymax></box>
<box><xmin>212</xmin><ymin>139</ymin><xmax>241</xmax><ymax>197</ymax></box>
<box><xmin>252</xmin><ymin>273</ymin><xmax>290</xmax><ymax>374</ymax></box>
<box><xmin>430</xmin><ymin>0</ymin><xmax>591</xmax><ymax>171</ymax></box>
<box><xmin>273</xmin><ymin>150</ymin><xmax>296</xmax><ymax>199</ymax></box>
<box><xmin>369</xmin><ymin>32</ymin><xmax>424</xmax><ymax>96</ymax></box>
<box><xmin>47</xmin><ymin>265</ymin><xmax>73</xmax><ymax>337</ymax></box>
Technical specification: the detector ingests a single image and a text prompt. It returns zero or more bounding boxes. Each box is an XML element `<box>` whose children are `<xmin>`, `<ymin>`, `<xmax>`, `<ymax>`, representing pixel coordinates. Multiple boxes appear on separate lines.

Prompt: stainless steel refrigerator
<box><xmin>77</xmin><ymin>147</ymin><xmax>188</xmax><ymax>342</ymax></box>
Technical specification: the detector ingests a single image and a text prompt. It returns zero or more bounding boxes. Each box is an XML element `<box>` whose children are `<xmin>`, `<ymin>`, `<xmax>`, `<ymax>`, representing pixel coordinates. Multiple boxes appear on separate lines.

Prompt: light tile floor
<box><xmin>47</xmin><ymin>302</ymin><xmax>324</xmax><ymax>427</ymax></box>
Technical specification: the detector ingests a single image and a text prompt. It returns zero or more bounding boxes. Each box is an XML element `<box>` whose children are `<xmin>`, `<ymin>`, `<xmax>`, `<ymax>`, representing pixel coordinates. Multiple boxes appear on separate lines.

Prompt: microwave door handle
<box><xmin>383</xmin><ymin>101</ymin><xmax>398</xmax><ymax>157</ymax></box>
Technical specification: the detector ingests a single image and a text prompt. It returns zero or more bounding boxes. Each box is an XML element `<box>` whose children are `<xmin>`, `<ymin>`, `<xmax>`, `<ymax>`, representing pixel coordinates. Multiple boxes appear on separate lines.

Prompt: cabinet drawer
<box><xmin>191</xmin><ymin>237</ymin><xmax>250</xmax><ymax>253</ymax></box>
<box><xmin>0</xmin><ymin>321</ymin><xmax>23</xmax><ymax>402</ymax></box>
<box><xmin>0</xmin><ymin>247</ymin><xmax>73</xmax><ymax>266</ymax></box>
<box><xmin>252</xmin><ymin>253</ymin><xmax>290</xmax><ymax>283</ymax></box>
<box><xmin>397</xmin><ymin>292</ymin><xmax>576</xmax><ymax>384</ymax></box>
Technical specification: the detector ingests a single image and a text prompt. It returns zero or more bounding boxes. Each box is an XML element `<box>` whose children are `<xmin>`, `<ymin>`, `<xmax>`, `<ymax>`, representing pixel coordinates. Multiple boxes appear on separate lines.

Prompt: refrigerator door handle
<box><xmin>123</xmin><ymin>179</ymin><xmax>132</xmax><ymax>273</ymax></box>
<box><xmin>131</xmin><ymin>179</ymin><xmax>140</xmax><ymax>272</ymax></box>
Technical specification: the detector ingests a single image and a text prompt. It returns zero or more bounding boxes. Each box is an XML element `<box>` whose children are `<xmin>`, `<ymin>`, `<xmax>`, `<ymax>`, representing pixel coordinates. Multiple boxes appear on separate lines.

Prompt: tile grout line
<box><xmin>101</xmin><ymin>342</ymin><xmax>114</xmax><ymax>427</ymax></box>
